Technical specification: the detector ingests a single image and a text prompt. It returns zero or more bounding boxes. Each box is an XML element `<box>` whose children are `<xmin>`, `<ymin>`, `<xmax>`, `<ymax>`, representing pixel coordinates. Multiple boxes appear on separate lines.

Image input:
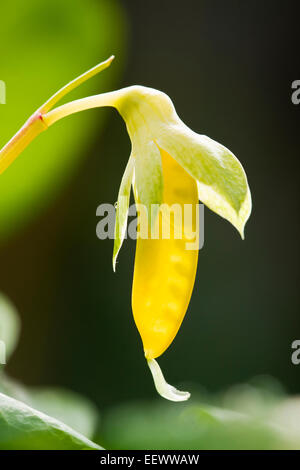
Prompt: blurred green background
<box><xmin>0</xmin><ymin>0</ymin><xmax>299</xmax><ymax>449</ymax></box>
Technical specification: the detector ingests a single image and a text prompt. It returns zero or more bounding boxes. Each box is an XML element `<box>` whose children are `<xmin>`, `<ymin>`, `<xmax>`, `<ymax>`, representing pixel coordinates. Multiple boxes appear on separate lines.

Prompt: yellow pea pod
<box><xmin>133</xmin><ymin>149</ymin><xmax>198</xmax><ymax>360</ymax></box>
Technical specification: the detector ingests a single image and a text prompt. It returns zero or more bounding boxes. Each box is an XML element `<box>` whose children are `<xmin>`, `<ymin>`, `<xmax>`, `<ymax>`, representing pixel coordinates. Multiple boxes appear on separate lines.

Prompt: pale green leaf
<box><xmin>113</xmin><ymin>156</ymin><xmax>134</xmax><ymax>271</ymax></box>
<box><xmin>0</xmin><ymin>392</ymin><xmax>103</xmax><ymax>450</ymax></box>
<box><xmin>157</xmin><ymin>123</ymin><xmax>251</xmax><ymax>237</ymax></box>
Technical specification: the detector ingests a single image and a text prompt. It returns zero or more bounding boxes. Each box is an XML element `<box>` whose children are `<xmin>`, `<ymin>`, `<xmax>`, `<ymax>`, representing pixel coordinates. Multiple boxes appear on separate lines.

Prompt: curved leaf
<box><xmin>157</xmin><ymin>123</ymin><xmax>251</xmax><ymax>238</ymax></box>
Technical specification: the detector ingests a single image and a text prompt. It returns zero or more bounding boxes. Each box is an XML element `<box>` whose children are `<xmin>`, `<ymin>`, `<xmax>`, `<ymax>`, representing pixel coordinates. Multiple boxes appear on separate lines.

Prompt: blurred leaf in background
<box><xmin>27</xmin><ymin>388</ymin><xmax>99</xmax><ymax>440</ymax></box>
<box><xmin>0</xmin><ymin>0</ymin><xmax>126</xmax><ymax>241</ymax></box>
<box><xmin>0</xmin><ymin>293</ymin><xmax>102</xmax><ymax>449</ymax></box>
<box><xmin>0</xmin><ymin>392</ymin><xmax>102</xmax><ymax>450</ymax></box>
<box><xmin>99</xmin><ymin>380</ymin><xmax>300</xmax><ymax>450</ymax></box>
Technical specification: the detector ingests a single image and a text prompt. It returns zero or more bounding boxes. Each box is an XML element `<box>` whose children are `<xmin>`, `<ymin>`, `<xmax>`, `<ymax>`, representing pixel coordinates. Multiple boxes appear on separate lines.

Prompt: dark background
<box><xmin>1</xmin><ymin>0</ymin><xmax>299</xmax><ymax>409</ymax></box>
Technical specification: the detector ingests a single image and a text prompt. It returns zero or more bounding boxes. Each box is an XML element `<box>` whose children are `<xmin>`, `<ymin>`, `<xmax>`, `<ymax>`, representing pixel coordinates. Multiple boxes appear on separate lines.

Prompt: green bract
<box><xmin>116</xmin><ymin>85</ymin><xmax>251</xmax><ymax>237</ymax></box>
<box><xmin>111</xmin><ymin>85</ymin><xmax>251</xmax><ymax>265</ymax></box>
